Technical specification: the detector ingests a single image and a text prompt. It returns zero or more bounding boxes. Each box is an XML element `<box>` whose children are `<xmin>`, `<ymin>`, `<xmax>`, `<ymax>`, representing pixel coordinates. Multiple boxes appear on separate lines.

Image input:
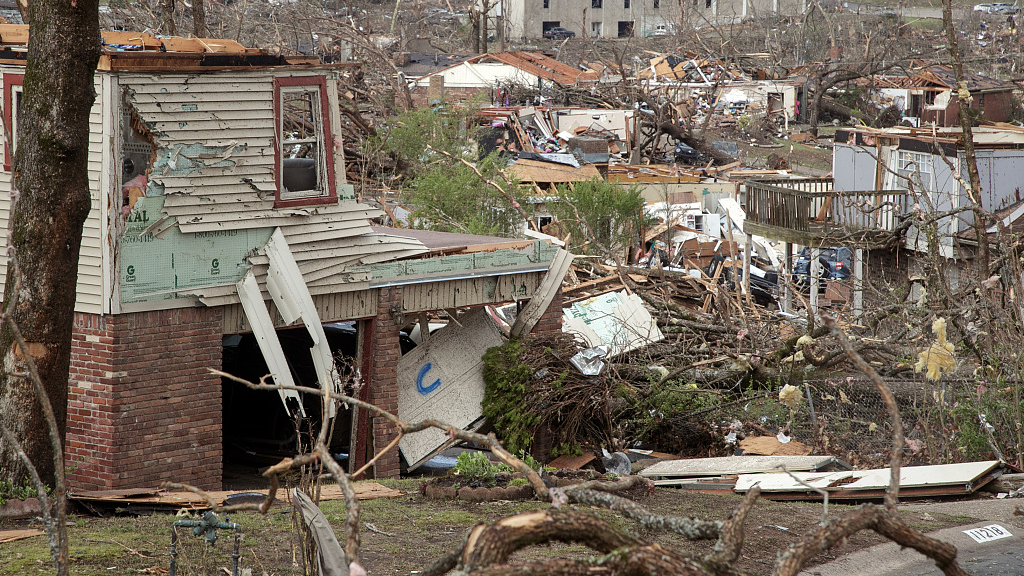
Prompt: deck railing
<box><xmin>745</xmin><ymin>178</ymin><xmax>910</xmax><ymax>237</ymax></box>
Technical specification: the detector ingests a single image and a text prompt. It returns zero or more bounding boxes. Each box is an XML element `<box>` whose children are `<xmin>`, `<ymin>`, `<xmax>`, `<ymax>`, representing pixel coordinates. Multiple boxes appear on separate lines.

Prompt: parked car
<box><xmin>974</xmin><ymin>2</ymin><xmax>1021</xmax><ymax>14</ymax></box>
<box><xmin>543</xmin><ymin>26</ymin><xmax>576</xmax><ymax>39</ymax></box>
<box><xmin>670</xmin><ymin>141</ymin><xmax>700</xmax><ymax>163</ymax></box>
<box><xmin>792</xmin><ymin>246</ymin><xmax>852</xmax><ymax>291</ymax></box>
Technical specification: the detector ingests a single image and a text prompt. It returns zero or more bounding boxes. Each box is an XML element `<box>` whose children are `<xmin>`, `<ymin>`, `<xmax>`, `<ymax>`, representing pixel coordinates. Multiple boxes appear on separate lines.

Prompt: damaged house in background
<box><xmin>0</xmin><ymin>26</ymin><xmax>566</xmax><ymax>491</ymax></box>
<box><xmin>743</xmin><ymin>124</ymin><xmax>1024</xmax><ymax>316</ymax></box>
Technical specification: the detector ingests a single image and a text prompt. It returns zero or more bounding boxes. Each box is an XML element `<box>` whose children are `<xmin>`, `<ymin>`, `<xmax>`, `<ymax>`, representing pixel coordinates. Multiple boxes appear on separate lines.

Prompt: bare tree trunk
<box><xmin>0</xmin><ymin>0</ymin><xmax>100</xmax><ymax>491</ymax></box>
<box><xmin>193</xmin><ymin>0</ymin><xmax>206</xmax><ymax>38</ymax></box>
<box><xmin>942</xmin><ymin>0</ymin><xmax>990</xmax><ymax>278</ymax></box>
<box><xmin>162</xmin><ymin>0</ymin><xmax>177</xmax><ymax>35</ymax></box>
<box><xmin>480</xmin><ymin>9</ymin><xmax>488</xmax><ymax>53</ymax></box>
<box><xmin>809</xmin><ymin>74</ymin><xmax>823</xmax><ymax>136</ymax></box>
<box><xmin>471</xmin><ymin>7</ymin><xmax>481</xmax><ymax>53</ymax></box>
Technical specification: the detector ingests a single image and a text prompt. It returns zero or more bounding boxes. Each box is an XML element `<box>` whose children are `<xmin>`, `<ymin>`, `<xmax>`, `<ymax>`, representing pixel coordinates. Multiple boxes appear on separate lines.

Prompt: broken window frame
<box><xmin>273</xmin><ymin>76</ymin><xmax>338</xmax><ymax>208</ymax></box>
<box><xmin>2</xmin><ymin>73</ymin><xmax>23</xmax><ymax>171</ymax></box>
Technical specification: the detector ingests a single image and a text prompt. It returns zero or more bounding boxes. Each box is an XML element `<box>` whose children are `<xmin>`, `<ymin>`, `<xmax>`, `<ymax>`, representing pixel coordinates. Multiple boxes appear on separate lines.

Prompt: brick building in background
<box><xmin>0</xmin><ymin>26</ymin><xmax>564</xmax><ymax>491</ymax></box>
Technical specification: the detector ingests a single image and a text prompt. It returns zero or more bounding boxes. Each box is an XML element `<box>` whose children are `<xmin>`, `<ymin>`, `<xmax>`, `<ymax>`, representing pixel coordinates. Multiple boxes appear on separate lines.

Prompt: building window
<box><xmin>3</xmin><ymin>73</ymin><xmax>23</xmax><ymax>172</ymax></box>
<box><xmin>924</xmin><ymin>90</ymin><xmax>937</xmax><ymax>106</ymax></box>
<box><xmin>653</xmin><ymin>0</ymin><xmax>660</xmax><ymax>7</ymax></box>
<box><xmin>624</xmin><ymin>0</ymin><xmax>630</xmax><ymax>7</ymax></box>
<box><xmin>617</xmin><ymin>20</ymin><xmax>634</xmax><ymax>36</ymax></box>
<box><xmin>592</xmin><ymin>0</ymin><xmax>602</xmax><ymax>8</ymax></box>
<box><xmin>894</xmin><ymin>150</ymin><xmax>933</xmax><ymax>192</ymax></box>
<box><xmin>274</xmin><ymin>76</ymin><xmax>337</xmax><ymax>207</ymax></box>
<box><xmin>543</xmin><ymin>0</ymin><xmax>549</xmax><ymax>7</ymax></box>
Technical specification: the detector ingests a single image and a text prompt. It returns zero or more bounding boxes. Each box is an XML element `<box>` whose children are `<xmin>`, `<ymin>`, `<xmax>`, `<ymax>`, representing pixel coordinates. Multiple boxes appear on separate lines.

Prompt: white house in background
<box><xmin>498</xmin><ymin>0</ymin><xmax>806</xmax><ymax>40</ymax></box>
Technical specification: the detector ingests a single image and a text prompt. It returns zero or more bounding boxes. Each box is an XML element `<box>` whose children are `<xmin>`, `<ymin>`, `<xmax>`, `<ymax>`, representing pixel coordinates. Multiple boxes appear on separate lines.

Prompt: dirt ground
<box><xmin>0</xmin><ymin>478</ymin><xmax>996</xmax><ymax>575</ymax></box>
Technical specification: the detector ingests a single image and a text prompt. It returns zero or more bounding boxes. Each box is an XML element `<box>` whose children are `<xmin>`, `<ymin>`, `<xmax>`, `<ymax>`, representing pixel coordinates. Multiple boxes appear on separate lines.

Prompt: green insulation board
<box><xmin>120</xmin><ymin>196</ymin><xmax>272</xmax><ymax>303</ymax></box>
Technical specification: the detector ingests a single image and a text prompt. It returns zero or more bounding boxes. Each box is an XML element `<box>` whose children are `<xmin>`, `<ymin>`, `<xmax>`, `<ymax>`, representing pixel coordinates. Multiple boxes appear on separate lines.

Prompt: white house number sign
<box><xmin>962</xmin><ymin>525</ymin><xmax>1012</xmax><ymax>544</ymax></box>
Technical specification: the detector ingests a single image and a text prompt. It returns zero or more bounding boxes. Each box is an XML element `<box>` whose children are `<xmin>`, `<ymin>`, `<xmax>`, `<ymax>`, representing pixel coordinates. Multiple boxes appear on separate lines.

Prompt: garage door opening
<box><xmin>220</xmin><ymin>322</ymin><xmax>416</xmax><ymax>487</ymax></box>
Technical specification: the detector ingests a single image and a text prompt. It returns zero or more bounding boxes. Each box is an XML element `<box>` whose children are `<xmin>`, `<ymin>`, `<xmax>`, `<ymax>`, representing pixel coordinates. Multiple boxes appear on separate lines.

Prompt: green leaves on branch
<box><xmin>547</xmin><ymin>179</ymin><xmax>652</xmax><ymax>257</ymax></box>
<box><xmin>377</xmin><ymin>106</ymin><xmax>529</xmax><ymax>237</ymax></box>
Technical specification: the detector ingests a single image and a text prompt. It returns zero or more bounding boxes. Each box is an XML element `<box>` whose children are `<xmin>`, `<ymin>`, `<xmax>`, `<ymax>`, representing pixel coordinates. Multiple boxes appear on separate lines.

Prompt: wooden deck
<box><xmin>744</xmin><ymin>178</ymin><xmax>909</xmax><ymax>247</ymax></box>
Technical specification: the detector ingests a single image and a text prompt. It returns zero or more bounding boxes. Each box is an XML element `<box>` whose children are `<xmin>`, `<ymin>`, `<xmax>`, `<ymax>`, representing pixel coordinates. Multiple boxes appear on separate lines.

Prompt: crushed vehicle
<box><xmin>792</xmin><ymin>246</ymin><xmax>852</xmax><ymax>291</ymax></box>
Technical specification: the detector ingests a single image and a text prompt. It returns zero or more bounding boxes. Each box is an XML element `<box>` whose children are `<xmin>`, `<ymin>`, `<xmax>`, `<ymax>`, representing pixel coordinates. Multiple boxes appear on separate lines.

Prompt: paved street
<box><xmin>803</xmin><ymin>499</ymin><xmax>1024</xmax><ymax>576</ymax></box>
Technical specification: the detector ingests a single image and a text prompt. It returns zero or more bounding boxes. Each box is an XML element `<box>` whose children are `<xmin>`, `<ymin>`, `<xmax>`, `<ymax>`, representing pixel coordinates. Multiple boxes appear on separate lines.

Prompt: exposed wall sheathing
<box><xmin>117</xmin><ymin>70</ymin><xmax>429</xmax><ymax>307</ymax></box>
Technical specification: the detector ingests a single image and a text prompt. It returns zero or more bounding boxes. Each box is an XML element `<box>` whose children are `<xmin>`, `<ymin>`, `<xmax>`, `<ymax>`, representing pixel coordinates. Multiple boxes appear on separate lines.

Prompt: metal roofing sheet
<box><xmin>734</xmin><ymin>460</ymin><xmax>1002</xmax><ymax>492</ymax></box>
<box><xmin>639</xmin><ymin>455</ymin><xmax>847</xmax><ymax>478</ymax></box>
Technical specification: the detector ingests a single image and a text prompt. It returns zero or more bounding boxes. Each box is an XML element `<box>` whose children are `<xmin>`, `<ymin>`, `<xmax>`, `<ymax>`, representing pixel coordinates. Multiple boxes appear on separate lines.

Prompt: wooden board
<box><xmin>739</xmin><ymin>436</ymin><xmax>813</xmax><ymax>456</ymax></box>
<box><xmin>71</xmin><ymin>481</ymin><xmax>402</xmax><ymax>510</ymax></box>
<box><xmin>0</xmin><ymin>529</ymin><xmax>43</xmax><ymax>544</ymax></box>
<box><xmin>548</xmin><ymin>453</ymin><xmax>597</xmax><ymax>470</ymax></box>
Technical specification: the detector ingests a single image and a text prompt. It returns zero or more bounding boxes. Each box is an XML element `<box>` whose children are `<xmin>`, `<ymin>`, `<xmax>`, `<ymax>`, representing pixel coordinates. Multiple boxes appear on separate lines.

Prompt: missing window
<box><xmin>3</xmin><ymin>73</ymin><xmax>23</xmax><ymax>171</ymax></box>
<box><xmin>275</xmin><ymin>76</ymin><xmax>337</xmax><ymax>207</ymax></box>
<box><xmin>592</xmin><ymin>0</ymin><xmax>603</xmax><ymax>8</ymax></box>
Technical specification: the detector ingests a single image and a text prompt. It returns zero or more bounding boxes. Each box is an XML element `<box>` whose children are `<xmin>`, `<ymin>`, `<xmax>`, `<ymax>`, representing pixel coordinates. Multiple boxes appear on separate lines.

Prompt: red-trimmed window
<box><xmin>274</xmin><ymin>76</ymin><xmax>337</xmax><ymax>207</ymax></box>
<box><xmin>3</xmin><ymin>73</ymin><xmax>23</xmax><ymax>171</ymax></box>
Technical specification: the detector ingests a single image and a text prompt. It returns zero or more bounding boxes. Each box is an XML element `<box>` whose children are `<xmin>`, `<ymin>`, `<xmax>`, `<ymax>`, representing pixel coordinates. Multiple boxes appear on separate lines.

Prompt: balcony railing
<box><xmin>745</xmin><ymin>178</ymin><xmax>910</xmax><ymax>244</ymax></box>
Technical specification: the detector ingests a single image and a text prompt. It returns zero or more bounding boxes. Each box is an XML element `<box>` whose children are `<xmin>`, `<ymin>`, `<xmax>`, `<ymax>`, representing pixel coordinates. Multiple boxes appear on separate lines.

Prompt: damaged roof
<box><xmin>0</xmin><ymin>24</ymin><xmax>335</xmax><ymax>70</ymax></box>
<box><xmin>917</xmin><ymin>65</ymin><xmax>1014</xmax><ymax>92</ymax></box>
<box><xmin>416</xmin><ymin>51</ymin><xmax>599</xmax><ymax>86</ymax></box>
<box><xmin>874</xmin><ymin>64</ymin><xmax>1013</xmax><ymax>93</ymax></box>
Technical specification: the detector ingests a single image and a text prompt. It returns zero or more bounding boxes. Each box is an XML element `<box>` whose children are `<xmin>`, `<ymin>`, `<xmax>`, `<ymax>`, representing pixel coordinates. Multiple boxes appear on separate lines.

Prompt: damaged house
<box><xmin>742</xmin><ymin>125</ymin><xmax>1024</xmax><ymax>314</ymax></box>
<box><xmin>409</xmin><ymin>51</ymin><xmax>599</xmax><ymax>106</ymax></box>
<box><xmin>875</xmin><ymin>65</ymin><xmax>1015</xmax><ymax>127</ymax></box>
<box><xmin>0</xmin><ymin>26</ymin><xmax>564</xmax><ymax>490</ymax></box>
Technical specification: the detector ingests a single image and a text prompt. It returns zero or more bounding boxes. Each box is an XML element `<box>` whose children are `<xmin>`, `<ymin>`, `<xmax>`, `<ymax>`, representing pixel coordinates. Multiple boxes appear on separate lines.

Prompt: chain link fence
<box><xmin>701</xmin><ymin>377</ymin><xmax>1024</xmax><ymax>469</ymax></box>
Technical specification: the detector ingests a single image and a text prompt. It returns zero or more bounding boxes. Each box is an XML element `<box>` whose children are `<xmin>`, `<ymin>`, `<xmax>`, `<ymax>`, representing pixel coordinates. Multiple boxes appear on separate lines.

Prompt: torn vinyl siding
<box><xmin>0</xmin><ymin>70</ymin><xmax>105</xmax><ymax>314</ymax></box>
<box><xmin>116</xmin><ymin>69</ymin><xmax>429</xmax><ymax>307</ymax></box>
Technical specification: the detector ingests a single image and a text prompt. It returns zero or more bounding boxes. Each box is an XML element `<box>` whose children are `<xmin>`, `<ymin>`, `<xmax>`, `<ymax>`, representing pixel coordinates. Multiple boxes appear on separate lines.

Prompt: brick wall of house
<box><xmin>368</xmin><ymin>288</ymin><xmax>403</xmax><ymax>478</ymax></box>
<box><xmin>530</xmin><ymin>288</ymin><xmax>564</xmax><ymax>336</ymax></box>
<box><xmin>66</xmin><ymin>308</ymin><xmax>224</xmax><ymax>491</ymax></box>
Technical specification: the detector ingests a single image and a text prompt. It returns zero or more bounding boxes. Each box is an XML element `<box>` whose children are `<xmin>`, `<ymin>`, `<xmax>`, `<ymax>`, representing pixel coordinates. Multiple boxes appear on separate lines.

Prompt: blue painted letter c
<box><xmin>416</xmin><ymin>362</ymin><xmax>441</xmax><ymax>395</ymax></box>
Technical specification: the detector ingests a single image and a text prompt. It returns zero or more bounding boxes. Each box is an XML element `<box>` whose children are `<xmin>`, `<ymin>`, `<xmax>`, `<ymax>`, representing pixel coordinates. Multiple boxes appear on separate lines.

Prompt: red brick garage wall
<box><xmin>367</xmin><ymin>288</ymin><xmax>403</xmax><ymax>479</ymax></box>
<box><xmin>66</xmin><ymin>308</ymin><xmax>223</xmax><ymax>491</ymax></box>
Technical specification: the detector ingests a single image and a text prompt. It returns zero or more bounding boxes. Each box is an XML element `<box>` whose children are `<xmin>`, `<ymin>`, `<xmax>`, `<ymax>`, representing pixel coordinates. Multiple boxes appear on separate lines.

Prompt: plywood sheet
<box><xmin>548</xmin><ymin>453</ymin><xmax>597</xmax><ymax>470</ymax></box>
<box><xmin>739</xmin><ymin>436</ymin><xmax>813</xmax><ymax>456</ymax></box>
<box><xmin>507</xmin><ymin>159</ymin><xmax>601</xmax><ymax>184</ymax></box>
<box><xmin>0</xmin><ymin>529</ymin><xmax>43</xmax><ymax>544</ymax></box>
<box><xmin>397</xmin><ymin>308</ymin><xmax>505</xmax><ymax>466</ymax></box>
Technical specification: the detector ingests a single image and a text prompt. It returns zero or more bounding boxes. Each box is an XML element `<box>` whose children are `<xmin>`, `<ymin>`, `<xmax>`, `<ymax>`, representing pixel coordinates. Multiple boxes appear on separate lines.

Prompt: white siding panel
<box><xmin>74</xmin><ymin>75</ymin><xmax>106</xmax><ymax>315</ymax></box>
